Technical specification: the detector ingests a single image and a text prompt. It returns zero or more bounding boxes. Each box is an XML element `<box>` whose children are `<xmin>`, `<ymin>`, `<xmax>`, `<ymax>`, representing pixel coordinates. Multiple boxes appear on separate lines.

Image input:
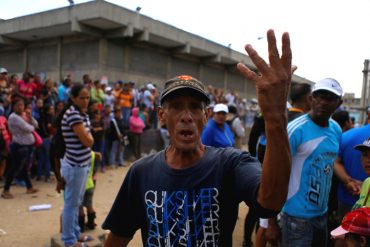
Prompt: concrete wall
<box><xmin>0</xmin><ymin>36</ymin><xmax>255</xmax><ymax>98</ymax></box>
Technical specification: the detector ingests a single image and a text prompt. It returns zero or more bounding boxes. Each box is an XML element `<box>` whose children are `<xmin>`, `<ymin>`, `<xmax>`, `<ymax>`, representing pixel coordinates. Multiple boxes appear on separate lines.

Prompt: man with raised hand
<box><xmin>102</xmin><ymin>29</ymin><xmax>292</xmax><ymax>247</ymax></box>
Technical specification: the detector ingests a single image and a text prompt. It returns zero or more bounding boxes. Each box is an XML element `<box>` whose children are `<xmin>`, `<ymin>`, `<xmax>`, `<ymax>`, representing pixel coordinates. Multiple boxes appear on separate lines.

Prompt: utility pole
<box><xmin>360</xmin><ymin>59</ymin><xmax>370</xmax><ymax>124</ymax></box>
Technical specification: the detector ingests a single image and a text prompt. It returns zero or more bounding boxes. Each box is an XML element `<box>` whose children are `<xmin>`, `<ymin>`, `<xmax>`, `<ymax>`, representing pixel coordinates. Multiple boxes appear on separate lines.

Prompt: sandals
<box><xmin>1</xmin><ymin>191</ymin><xmax>14</xmax><ymax>199</ymax></box>
<box><xmin>78</xmin><ymin>235</ymin><xmax>93</xmax><ymax>242</ymax></box>
<box><xmin>26</xmin><ymin>188</ymin><xmax>39</xmax><ymax>194</ymax></box>
<box><xmin>71</xmin><ymin>242</ymin><xmax>89</xmax><ymax>247</ymax></box>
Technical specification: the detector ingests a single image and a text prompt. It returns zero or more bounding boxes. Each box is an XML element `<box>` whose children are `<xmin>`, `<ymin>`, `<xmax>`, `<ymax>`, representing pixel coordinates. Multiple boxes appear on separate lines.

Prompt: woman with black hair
<box><xmin>1</xmin><ymin>98</ymin><xmax>39</xmax><ymax>199</ymax></box>
<box><xmin>54</xmin><ymin>84</ymin><xmax>94</xmax><ymax>247</ymax></box>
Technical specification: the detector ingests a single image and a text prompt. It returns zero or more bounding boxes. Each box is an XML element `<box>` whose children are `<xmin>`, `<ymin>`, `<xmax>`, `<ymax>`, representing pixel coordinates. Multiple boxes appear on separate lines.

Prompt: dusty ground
<box><xmin>0</xmin><ymin>165</ymin><xmax>251</xmax><ymax>247</ymax></box>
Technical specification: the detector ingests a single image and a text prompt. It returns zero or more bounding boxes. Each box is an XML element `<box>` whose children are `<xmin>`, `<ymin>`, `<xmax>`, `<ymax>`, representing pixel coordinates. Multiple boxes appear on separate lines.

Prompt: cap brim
<box><xmin>354</xmin><ymin>145</ymin><xmax>370</xmax><ymax>152</ymax></box>
<box><xmin>312</xmin><ymin>87</ymin><xmax>341</xmax><ymax>96</ymax></box>
<box><xmin>160</xmin><ymin>86</ymin><xmax>210</xmax><ymax>105</ymax></box>
<box><xmin>331</xmin><ymin>226</ymin><xmax>348</xmax><ymax>238</ymax></box>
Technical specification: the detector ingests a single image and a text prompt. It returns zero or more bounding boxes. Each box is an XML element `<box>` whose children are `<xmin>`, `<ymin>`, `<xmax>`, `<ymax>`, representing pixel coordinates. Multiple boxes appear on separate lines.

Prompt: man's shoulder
<box><xmin>343</xmin><ymin>125</ymin><xmax>370</xmax><ymax>139</ymax></box>
<box><xmin>130</xmin><ymin>151</ymin><xmax>164</xmax><ymax>171</ymax></box>
<box><xmin>287</xmin><ymin>114</ymin><xmax>309</xmax><ymax>134</ymax></box>
<box><xmin>205</xmin><ymin>146</ymin><xmax>253</xmax><ymax>164</ymax></box>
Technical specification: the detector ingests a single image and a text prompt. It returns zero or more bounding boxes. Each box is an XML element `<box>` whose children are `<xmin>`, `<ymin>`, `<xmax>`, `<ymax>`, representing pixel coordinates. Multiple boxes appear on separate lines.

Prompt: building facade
<box><xmin>0</xmin><ymin>0</ymin><xmax>312</xmax><ymax>99</ymax></box>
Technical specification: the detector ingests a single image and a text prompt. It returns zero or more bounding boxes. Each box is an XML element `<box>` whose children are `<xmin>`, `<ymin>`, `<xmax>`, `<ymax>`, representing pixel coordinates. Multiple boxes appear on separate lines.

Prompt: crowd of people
<box><xmin>0</xmin><ymin>69</ymin><xmax>262</xmax><ymax>188</ymax></box>
<box><xmin>1</xmin><ymin>29</ymin><xmax>370</xmax><ymax>247</ymax></box>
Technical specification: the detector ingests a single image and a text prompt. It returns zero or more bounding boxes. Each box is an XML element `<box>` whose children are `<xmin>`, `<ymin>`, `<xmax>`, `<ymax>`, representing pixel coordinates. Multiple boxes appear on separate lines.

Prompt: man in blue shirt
<box><xmin>268</xmin><ymin>78</ymin><xmax>343</xmax><ymax>247</ymax></box>
<box><xmin>334</xmin><ymin>124</ymin><xmax>370</xmax><ymax>220</ymax></box>
<box><xmin>201</xmin><ymin>103</ymin><xmax>235</xmax><ymax>148</ymax></box>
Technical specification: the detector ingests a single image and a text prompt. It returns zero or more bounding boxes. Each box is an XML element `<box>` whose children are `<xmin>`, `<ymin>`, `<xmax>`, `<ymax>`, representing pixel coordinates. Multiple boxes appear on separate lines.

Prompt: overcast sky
<box><xmin>2</xmin><ymin>0</ymin><xmax>370</xmax><ymax>97</ymax></box>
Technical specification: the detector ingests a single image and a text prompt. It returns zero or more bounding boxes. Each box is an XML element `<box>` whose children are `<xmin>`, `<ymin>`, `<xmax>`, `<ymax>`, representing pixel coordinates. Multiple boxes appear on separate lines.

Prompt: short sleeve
<box><xmin>232</xmin><ymin>151</ymin><xmax>279</xmax><ymax>218</ymax></box>
<box><xmin>102</xmin><ymin>167</ymin><xmax>141</xmax><ymax>237</ymax></box>
<box><xmin>66</xmin><ymin>110</ymin><xmax>83</xmax><ymax>127</ymax></box>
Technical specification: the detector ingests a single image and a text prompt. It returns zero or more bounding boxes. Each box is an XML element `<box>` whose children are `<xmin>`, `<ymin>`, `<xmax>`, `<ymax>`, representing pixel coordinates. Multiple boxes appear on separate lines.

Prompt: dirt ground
<box><xmin>0</xmin><ymin>165</ymin><xmax>251</xmax><ymax>247</ymax></box>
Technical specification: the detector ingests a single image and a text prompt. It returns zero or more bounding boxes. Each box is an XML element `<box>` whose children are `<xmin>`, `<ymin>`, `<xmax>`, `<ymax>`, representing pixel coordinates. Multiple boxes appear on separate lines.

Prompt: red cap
<box><xmin>331</xmin><ymin>207</ymin><xmax>370</xmax><ymax>238</ymax></box>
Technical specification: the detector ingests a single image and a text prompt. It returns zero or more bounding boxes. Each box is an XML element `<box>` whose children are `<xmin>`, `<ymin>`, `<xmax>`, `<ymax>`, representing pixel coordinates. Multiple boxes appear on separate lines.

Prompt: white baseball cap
<box><xmin>312</xmin><ymin>78</ymin><xmax>343</xmax><ymax>97</ymax></box>
<box><xmin>147</xmin><ymin>83</ymin><xmax>155</xmax><ymax>90</ymax></box>
<box><xmin>0</xmin><ymin>68</ymin><xmax>8</xmax><ymax>74</ymax></box>
<box><xmin>213</xmin><ymin>103</ymin><xmax>228</xmax><ymax>113</ymax></box>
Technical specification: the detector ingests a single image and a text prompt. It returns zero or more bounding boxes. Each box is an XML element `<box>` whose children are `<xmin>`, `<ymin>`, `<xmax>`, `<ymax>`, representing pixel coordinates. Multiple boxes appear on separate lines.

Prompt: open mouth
<box><xmin>179</xmin><ymin>129</ymin><xmax>195</xmax><ymax>140</ymax></box>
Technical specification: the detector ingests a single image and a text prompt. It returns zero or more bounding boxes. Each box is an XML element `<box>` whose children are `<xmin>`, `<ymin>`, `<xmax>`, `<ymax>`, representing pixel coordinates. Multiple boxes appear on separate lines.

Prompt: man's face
<box><xmin>361</xmin><ymin>150</ymin><xmax>370</xmax><ymax>176</ymax></box>
<box><xmin>213</xmin><ymin>112</ymin><xmax>227</xmax><ymax>125</ymax></box>
<box><xmin>0</xmin><ymin>72</ymin><xmax>7</xmax><ymax>81</ymax></box>
<box><xmin>158</xmin><ymin>95</ymin><xmax>209</xmax><ymax>151</ymax></box>
<box><xmin>311</xmin><ymin>90</ymin><xmax>342</xmax><ymax>121</ymax></box>
<box><xmin>34</xmin><ymin>74</ymin><xmax>41</xmax><ymax>83</ymax></box>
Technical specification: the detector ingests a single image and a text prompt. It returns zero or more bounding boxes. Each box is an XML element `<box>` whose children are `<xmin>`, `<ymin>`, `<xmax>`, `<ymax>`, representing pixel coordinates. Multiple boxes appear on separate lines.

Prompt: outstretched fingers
<box><xmin>237</xmin><ymin>63</ymin><xmax>259</xmax><ymax>85</ymax></box>
<box><xmin>267</xmin><ymin>29</ymin><xmax>281</xmax><ymax>68</ymax></box>
<box><xmin>244</xmin><ymin>44</ymin><xmax>269</xmax><ymax>76</ymax></box>
<box><xmin>280</xmin><ymin>32</ymin><xmax>292</xmax><ymax>76</ymax></box>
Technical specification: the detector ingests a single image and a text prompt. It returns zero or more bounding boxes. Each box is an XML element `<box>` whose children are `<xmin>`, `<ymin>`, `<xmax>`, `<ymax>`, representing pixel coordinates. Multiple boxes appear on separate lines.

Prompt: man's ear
<box><xmin>337</xmin><ymin>99</ymin><xmax>343</xmax><ymax>108</ymax></box>
<box><xmin>157</xmin><ymin>106</ymin><xmax>166</xmax><ymax>126</ymax></box>
<box><xmin>204</xmin><ymin>107</ymin><xmax>211</xmax><ymax>123</ymax></box>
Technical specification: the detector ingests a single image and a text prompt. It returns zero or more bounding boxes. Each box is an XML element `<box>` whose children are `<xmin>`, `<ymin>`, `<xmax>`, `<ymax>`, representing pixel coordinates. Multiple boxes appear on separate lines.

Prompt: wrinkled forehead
<box><xmin>161</xmin><ymin>88</ymin><xmax>208</xmax><ymax>106</ymax></box>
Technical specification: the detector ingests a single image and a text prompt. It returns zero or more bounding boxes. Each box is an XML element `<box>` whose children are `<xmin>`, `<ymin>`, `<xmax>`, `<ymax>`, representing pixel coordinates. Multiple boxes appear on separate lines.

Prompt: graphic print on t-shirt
<box><xmin>145</xmin><ymin>188</ymin><xmax>219</xmax><ymax>246</ymax></box>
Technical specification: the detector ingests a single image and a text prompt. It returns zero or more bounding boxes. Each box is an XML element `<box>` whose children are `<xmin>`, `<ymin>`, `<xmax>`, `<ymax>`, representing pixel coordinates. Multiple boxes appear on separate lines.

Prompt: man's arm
<box><xmin>334</xmin><ymin>156</ymin><xmax>361</xmax><ymax>195</ymax></box>
<box><xmin>104</xmin><ymin>232</ymin><xmax>132</xmax><ymax>247</ymax></box>
<box><xmin>237</xmin><ymin>29</ymin><xmax>291</xmax><ymax>211</ymax></box>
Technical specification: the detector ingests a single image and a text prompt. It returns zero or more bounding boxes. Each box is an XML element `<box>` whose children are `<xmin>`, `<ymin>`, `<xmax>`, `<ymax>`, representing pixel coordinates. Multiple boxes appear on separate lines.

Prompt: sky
<box><xmin>1</xmin><ymin>0</ymin><xmax>370</xmax><ymax>97</ymax></box>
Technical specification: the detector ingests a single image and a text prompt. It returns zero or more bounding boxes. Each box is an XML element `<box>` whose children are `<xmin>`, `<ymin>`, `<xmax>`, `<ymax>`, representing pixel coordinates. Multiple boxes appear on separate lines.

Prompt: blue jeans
<box><xmin>121</xmin><ymin>107</ymin><xmax>131</xmax><ymax>128</ymax></box>
<box><xmin>61</xmin><ymin>159</ymin><xmax>90</xmax><ymax>246</ymax></box>
<box><xmin>4</xmin><ymin>143</ymin><xmax>33</xmax><ymax>191</ymax></box>
<box><xmin>37</xmin><ymin>137</ymin><xmax>51</xmax><ymax>179</ymax></box>
<box><xmin>109</xmin><ymin>140</ymin><xmax>124</xmax><ymax>166</ymax></box>
<box><xmin>280</xmin><ymin>212</ymin><xmax>327</xmax><ymax>247</ymax></box>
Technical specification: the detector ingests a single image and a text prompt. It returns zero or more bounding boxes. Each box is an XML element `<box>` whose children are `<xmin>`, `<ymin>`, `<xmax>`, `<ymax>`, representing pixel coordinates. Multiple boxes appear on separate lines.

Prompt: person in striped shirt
<box><xmin>57</xmin><ymin>84</ymin><xmax>94</xmax><ymax>247</ymax></box>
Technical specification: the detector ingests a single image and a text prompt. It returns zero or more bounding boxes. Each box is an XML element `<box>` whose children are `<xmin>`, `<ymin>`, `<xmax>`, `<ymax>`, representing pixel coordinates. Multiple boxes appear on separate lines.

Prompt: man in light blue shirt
<box><xmin>268</xmin><ymin>78</ymin><xmax>343</xmax><ymax>247</ymax></box>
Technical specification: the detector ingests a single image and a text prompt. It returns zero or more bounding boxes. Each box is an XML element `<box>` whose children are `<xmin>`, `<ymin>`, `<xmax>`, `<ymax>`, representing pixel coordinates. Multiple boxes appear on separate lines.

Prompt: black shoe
<box><xmin>86</xmin><ymin>212</ymin><xmax>97</xmax><ymax>230</ymax></box>
<box><xmin>79</xmin><ymin>215</ymin><xmax>86</xmax><ymax>233</ymax></box>
<box><xmin>242</xmin><ymin>241</ymin><xmax>253</xmax><ymax>247</ymax></box>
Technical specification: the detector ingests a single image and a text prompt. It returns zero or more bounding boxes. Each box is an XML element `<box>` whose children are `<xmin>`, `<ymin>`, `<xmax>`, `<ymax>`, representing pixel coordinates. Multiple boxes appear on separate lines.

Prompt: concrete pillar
<box><xmin>99</xmin><ymin>38</ymin><xmax>108</xmax><ymax>77</ymax></box>
<box><xmin>166</xmin><ymin>55</ymin><xmax>172</xmax><ymax>80</ymax></box>
<box><xmin>23</xmin><ymin>47</ymin><xmax>28</xmax><ymax>72</ymax></box>
<box><xmin>360</xmin><ymin>59</ymin><xmax>369</xmax><ymax>124</ymax></box>
<box><xmin>224</xmin><ymin>68</ymin><xmax>228</xmax><ymax>90</ymax></box>
<box><xmin>124</xmin><ymin>45</ymin><xmax>129</xmax><ymax>73</ymax></box>
<box><xmin>198</xmin><ymin>64</ymin><xmax>203</xmax><ymax>81</ymax></box>
<box><xmin>56</xmin><ymin>37</ymin><xmax>62</xmax><ymax>83</ymax></box>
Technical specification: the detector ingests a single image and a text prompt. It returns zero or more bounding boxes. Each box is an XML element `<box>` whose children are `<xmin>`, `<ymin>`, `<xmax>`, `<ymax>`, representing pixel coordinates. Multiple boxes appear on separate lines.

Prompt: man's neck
<box><xmin>165</xmin><ymin>144</ymin><xmax>205</xmax><ymax>169</ymax></box>
<box><xmin>309</xmin><ymin>112</ymin><xmax>329</xmax><ymax>127</ymax></box>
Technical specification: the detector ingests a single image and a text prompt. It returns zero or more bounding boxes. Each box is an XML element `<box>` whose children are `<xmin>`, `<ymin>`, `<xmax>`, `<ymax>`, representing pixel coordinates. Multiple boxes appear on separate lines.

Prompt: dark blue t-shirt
<box><xmin>102</xmin><ymin>146</ymin><xmax>275</xmax><ymax>246</ymax></box>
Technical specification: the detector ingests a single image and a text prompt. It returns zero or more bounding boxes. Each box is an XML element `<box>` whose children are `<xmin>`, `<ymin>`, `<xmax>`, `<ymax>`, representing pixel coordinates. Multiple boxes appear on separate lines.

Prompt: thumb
<box><xmin>291</xmin><ymin>65</ymin><xmax>298</xmax><ymax>75</ymax></box>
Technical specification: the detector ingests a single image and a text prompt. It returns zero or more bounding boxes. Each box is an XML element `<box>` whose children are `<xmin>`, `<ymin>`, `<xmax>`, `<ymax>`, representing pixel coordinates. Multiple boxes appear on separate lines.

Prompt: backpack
<box><xmin>50</xmin><ymin>127</ymin><xmax>65</xmax><ymax>159</ymax></box>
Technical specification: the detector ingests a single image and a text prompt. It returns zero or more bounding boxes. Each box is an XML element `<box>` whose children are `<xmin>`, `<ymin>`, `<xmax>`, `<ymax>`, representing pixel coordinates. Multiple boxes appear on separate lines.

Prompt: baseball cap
<box><xmin>213</xmin><ymin>103</ymin><xmax>229</xmax><ymax>113</ymax></box>
<box><xmin>147</xmin><ymin>83</ymin><xmax>155</xmax><ymax>90</ymax></box>
<box><xmin>312</xmin><ymin>78</ymin><xmax>343</xmax><ymax>97</ymax></box>
<box><xmin>0</xmin><ymin>68</ymin><xmax>7</xmax><ymax>74</ymax></box>
<box><xmin>160</xmin><ymin>75</ymin><xmax>210</xmax><ymax>105</ymax></box>
<box><xmin>105</xmin><ymin>86</ymin><xmax>112</xmax><ymax>93</ymax></box>
<box><xmin>354</xmin><ymin>138</ymin><xmax>370</xmax><ymax>152</ymax></box>
<box><xmin>331</xmin><ymin>207</ymin><xmax>370</xmax><ymax>238</ymax></box>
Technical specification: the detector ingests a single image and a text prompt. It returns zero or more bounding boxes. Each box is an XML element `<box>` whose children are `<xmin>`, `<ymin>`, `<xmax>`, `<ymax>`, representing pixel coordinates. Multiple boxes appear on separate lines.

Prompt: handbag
<box><xmin>32</xmin><ymin>131</ymin><xmax>43</xmax><ymax>148</ymax></box>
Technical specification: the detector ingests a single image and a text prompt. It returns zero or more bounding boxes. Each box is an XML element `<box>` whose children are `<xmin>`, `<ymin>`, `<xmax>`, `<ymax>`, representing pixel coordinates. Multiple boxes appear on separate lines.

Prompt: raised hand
<box><xmin>237</xmin><ymin>29</ymin><xmax>292</xmax><ymax>122</ymax></box>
